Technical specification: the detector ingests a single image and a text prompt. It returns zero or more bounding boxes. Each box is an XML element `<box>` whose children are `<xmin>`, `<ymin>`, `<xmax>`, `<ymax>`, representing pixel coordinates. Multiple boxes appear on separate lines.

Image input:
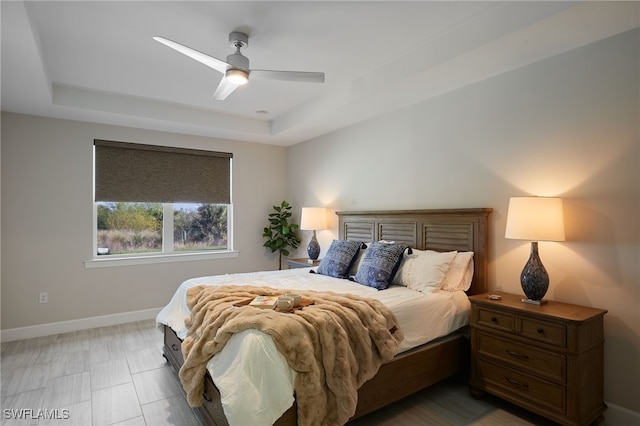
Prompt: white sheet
<box><xmin>156</xmin><ymin>267</ymin><xmax>470</xmax><ymax>425</ymax></box>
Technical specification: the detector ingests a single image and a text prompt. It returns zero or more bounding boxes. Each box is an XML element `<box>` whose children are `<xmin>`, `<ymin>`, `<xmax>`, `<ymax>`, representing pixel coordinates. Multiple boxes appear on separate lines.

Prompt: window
<box><xmin>93</xmin><ymin>140</ymin><xmax>232</xmax><ymax>259</ymax></box>
<box><xmin>173</xmin><ymin>203</ymin><xmax>227</xmax><ymax>252</ymax></box>
<box><xmin>97</xmin><ymin>202</ymin><xmax>163</xmax><ymax>255</ymax></box>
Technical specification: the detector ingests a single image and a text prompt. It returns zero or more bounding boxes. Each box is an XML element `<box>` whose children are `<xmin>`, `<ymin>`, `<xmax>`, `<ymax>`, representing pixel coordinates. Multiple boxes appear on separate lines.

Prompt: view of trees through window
<box><xmin>97</xmin><ymin>202</ymin><xmax>162</xmax><ymax>254</ymax></box>
<box><xmin>97</xmin><ymin>202</ymin><xmax>227</xmax><ymax>255</ymax></box>
<box><xmin>173</xmin><ymin>203</ymin><xmax>227</xmax><ymax>251</ymax></box>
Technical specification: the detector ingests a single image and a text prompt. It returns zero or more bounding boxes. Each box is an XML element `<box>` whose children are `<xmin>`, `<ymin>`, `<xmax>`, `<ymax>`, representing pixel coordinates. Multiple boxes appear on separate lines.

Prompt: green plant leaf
<box><xmin>262</xmin><ymin>200</ymin><xmax>301</xmax><ymax>264</ymax></box>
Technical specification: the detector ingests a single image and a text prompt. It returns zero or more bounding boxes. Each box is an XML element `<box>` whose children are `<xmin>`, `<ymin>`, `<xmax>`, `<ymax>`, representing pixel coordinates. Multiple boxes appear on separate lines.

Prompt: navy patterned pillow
<box><xmin>316</xmin><ymin>240</ymin><xmax>364</xmax><ymax>279</ymax></box>
<box><xmin>354</xmin><ymin>242</ymin><xmax>408</xmax><ymax>290</ymax></box>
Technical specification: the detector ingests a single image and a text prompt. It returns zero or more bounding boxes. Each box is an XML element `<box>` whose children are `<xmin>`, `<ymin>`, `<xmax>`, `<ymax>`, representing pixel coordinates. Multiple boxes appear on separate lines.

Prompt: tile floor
<box><xmin>0</xmin><ymin>319</ymin><xmax>566</xmax><ymax>426</ymax></box>
<box><xmin>1</xmin><ymin>320</ymin><xmax>201</xmax><ymax>426</ymax></box>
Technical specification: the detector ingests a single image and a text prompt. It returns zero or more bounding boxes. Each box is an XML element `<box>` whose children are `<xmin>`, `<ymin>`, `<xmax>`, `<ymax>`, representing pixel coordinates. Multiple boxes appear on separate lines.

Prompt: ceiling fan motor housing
<box><xmin>229</xmin><ymin>31</ymin><xmax>248</xmax><ymax>49</ymax></box>
<box><xmin>226</xmin><ymin>51</ymin><xmax>249</xmax><ymax>70</ymax></box>
<box><xmin>227</xmin><ymin>32</ymin><xmax>250</xmax><ymax>70</ymax></box>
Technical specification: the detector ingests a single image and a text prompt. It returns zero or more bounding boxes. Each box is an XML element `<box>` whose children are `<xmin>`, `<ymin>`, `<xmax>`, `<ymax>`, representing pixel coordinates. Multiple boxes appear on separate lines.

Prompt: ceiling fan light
<box><xmin>226</xmin><ymin>69</ymin><xmax>249</xmax><ymax>85</ymax></box>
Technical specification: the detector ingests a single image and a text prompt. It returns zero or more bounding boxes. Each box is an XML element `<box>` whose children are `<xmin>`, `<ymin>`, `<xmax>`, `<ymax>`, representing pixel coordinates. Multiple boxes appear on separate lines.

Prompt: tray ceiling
<box><xmin>2</xmin><ymin>1</ymin><xmax>638</xmax><ymax>145</ymax></box>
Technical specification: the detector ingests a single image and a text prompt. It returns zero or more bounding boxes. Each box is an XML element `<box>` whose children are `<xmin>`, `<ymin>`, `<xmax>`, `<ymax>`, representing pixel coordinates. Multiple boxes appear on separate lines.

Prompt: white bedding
<box><xmin>156</xmin><ymin>267</ymin><xmax>470</xmax><ymax>425</ymax></box>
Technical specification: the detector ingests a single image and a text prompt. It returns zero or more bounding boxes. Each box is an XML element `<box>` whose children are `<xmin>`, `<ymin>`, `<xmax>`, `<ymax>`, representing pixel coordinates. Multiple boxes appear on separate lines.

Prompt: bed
<box><xmin>158</xmin><ymin>208</ymin><xmax>492</xmax><ymax>425</ymax></box>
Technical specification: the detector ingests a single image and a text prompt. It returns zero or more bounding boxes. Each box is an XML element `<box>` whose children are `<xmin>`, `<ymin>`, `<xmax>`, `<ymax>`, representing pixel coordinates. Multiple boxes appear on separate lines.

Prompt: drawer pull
<box><xmin>505</xmin><ymin>349</ymin><xmax>529</xmax><ymax>360</ymax></box>
<box><xmin>491</xmin><ymin>317</ymin><xmax>498</xmax><ymax>322</ymax></box>
<box><xmin>506</xmin><ymin>377</ymin><xmax>529</xmax><ymax>390</ymax></box>
<box><xmin>171</xmin><ymin>343</ymin><xmax>179</xmax><ymax>351</ymax></box>
<box><xmin>203</xmin><ymin>391</ymin><xmax>212</xmax><ymax>403</ymax></box>
<box><xmin>537</xmin><ymin>328</ymin><xmax>544</xmax><ymax>334</ymax></box>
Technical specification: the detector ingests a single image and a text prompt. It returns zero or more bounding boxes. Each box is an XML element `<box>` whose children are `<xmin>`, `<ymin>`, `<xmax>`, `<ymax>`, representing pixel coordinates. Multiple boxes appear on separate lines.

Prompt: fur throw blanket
<box><xmin>180</xmin><ymin>285</ymin><xmax>404</xmax><ymax>426</ymax></box>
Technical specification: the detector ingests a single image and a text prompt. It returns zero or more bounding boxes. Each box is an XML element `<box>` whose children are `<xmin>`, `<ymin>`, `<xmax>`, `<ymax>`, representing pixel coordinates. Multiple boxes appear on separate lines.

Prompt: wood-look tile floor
<box><xmin>1</xmin><ymin>319</ymin><xmax>561</xmax><ymax>426</ymax></box>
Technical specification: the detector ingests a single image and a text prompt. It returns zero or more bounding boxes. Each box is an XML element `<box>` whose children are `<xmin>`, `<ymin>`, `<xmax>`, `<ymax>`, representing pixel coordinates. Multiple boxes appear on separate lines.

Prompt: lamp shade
<box><xmin>505</xmin><ymin>197</ymin><xmax>565</xmax><ymax>242</ymax></box>
<box><xmin>300</xmin><ymin>207</ymin><xmax>328</xmax><ymax>231</ymax></box>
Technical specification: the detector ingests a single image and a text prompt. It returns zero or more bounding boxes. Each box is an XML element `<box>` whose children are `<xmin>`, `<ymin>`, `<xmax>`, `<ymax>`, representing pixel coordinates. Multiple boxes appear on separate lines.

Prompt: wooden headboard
<box><xmin>337</xmin><ymin>208</ymin><xmax>492</xmax><ymax>296</ymax></box>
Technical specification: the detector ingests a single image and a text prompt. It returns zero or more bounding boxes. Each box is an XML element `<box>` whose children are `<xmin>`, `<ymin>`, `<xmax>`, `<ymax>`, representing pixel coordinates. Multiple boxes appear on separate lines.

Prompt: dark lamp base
<box><xmin>307</xmin><ymin>231</ymin><xmax>320</xmax><ymax>261</ymax></box>
<box><xmin>520</xmin><ymin>241</ymin><xmax>550</xmax><ymax>302</ymax></box>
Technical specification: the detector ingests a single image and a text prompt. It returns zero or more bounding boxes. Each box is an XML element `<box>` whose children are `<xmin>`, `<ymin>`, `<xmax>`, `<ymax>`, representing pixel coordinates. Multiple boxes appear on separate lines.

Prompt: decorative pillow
<box><xmin>441</xmin><ymin>251</ymin><xmax>474</xmax><ymax>292</ymax></box>
<box><xmin>353</xmin><ymin>242</ymin><xmax>408</xmax><ymax>290</ymax></box>
<box><xmin>316</xmin><ymin>240</ymin><xmax>364</xmax><ymax>279</ymax></box>
<box><xmin>392</xmin><ymin>249</ymin><xmax>457</xmax><ymax>294</ymax></box>
<box><xmin>347</xmin><ymin>240</ymin><xmax>392</xmax><ymax>276</ymax></box>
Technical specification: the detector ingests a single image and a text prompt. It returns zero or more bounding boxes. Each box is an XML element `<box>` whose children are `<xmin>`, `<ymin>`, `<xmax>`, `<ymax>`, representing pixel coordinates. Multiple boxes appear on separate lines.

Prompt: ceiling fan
<box><xmin>153</xmin><ymin>31</ymin><xmax>325</xmax><ymax>100</ymax></box>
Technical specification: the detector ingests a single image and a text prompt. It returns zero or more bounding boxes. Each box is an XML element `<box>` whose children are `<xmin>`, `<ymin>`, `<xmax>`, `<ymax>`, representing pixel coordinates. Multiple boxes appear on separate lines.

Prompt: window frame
<box><xmin>86</xmin><ymin>202</ymin><xmax>237</xmax><ymax>268</ymax></box>
<box><xmin>86</xmin><ymin>142</ymin><xmax>237</xmax><ymax>268</ymax></box>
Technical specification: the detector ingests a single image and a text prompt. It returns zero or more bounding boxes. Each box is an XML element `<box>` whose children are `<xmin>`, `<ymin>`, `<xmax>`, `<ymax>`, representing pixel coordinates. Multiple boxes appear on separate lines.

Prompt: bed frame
<box><xmin>163</xmin><ymin>208</ymin><xmax>492</xmax><ymax>425</ymax></box>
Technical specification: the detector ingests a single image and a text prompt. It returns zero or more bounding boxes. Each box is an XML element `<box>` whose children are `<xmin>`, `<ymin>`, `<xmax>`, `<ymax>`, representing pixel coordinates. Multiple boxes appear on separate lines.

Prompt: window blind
<box><xmin>94</xmin><ymin>140</ymin><xmax>232</xmax><ymax>203</ymax></box>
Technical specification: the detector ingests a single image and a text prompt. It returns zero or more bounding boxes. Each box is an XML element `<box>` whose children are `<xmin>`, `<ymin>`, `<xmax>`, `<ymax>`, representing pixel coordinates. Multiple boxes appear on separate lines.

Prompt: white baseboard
<box><xmin>0</xmin><ymin>307</ymin><xmax>162</xmax><ymax>342</ymax></box>
<box><xmin>604</xmin><ymin>402</ymin><xmax>640</xmax><ymax>425</ymax></box>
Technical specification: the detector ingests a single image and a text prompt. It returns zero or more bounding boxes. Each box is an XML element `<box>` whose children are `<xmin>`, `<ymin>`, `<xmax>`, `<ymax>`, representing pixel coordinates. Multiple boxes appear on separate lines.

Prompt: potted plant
<box><xmin>262</xmin><ymin>200</ymin><xmax>301</xmax><ymax>269</ymax></box>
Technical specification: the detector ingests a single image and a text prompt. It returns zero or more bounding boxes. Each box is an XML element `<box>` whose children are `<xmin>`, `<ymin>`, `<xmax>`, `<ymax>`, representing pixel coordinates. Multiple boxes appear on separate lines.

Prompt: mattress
<box><xmin>156</xmin><ymin>267</ymin><xmax>470</xmax><ymax>425</ymax></box>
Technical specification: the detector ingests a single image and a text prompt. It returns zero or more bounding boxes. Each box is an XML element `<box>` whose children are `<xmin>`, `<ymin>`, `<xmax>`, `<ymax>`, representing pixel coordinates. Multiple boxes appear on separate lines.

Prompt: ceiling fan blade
<box><xmin>250</xmin><ymin>70</ymin><xmax>325</xmax><ymax>83</ymax></box>
<box><xmin>212</xmin><ymin>78</ymin><xmax>240</xmax><ymax>100</ymax></box>
<box><xmin>153</xmin><ymin>36</ymin><xmax>229</xmax><ymax>74</ymax></box>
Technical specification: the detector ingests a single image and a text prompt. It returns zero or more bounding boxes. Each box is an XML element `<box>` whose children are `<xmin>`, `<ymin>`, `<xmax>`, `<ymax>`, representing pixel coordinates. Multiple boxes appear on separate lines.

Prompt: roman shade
<box><xmin>94</xmin><ymin>140</ymin><xmax>232</xmax><ymax>203</ymax></box>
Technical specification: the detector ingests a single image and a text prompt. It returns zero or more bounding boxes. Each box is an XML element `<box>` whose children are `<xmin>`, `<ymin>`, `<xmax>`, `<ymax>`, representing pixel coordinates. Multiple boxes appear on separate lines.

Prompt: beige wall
<box><xmin>288</xmin><ymin>30</ymin><xmax>639</xmax><ymax>412</ymax></box>
<box><xmin>1</xmin><ymin>113</ymin><xmax>288</xmax><ymax>328</ymax></box>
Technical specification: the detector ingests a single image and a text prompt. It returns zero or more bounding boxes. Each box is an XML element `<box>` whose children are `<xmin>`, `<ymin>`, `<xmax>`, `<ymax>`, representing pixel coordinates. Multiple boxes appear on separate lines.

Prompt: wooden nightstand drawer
<box><xmin>476</xmin><ymin>307</ymin><xmax>515</xmax><ymax>333</ymax></box>
<box><xmin>477</xmin><ymin>332</ymin><xmax>566</xmax><ymax>382</ymax></box>
<box><xmin>477</xmin><ymin>359</ymin><xmax>566</xmax><ymax>415</ymax></box>
<box><xmin>519</xmin><ymin>317</ymin><xmax>566</xmax><ymax>347</ymax></box>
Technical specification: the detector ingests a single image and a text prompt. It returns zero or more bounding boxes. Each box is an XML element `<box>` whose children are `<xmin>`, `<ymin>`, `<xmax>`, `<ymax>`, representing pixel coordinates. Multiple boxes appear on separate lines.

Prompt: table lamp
<box><xmin>300</xmin><ymin>207</ymin><xmax>327</xmax><ymax>261</ymax></box>
<box><xmin>505</xmin><ymin>197</ymin><xmax>565</xmax><ymax>305</ymax></box>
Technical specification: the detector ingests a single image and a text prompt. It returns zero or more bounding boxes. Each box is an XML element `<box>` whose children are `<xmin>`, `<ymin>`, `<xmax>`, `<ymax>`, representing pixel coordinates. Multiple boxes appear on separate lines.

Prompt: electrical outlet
<box><xmin>39</xmin><ymin>292</ymin><xmax>48</xmax><ymax>304</ymax></box>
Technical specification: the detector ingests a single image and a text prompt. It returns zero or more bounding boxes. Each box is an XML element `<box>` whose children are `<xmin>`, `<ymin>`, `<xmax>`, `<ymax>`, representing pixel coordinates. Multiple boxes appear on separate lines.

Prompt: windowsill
<box><xmin>84</xmin><ymin>250</ymin><xmax>239</xmax><ymax>268</ymax></box>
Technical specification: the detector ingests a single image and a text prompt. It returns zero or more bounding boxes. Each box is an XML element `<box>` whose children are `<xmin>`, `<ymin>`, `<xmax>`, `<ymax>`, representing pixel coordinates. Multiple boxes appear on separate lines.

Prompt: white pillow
<box><xmin>392</xmin><ymin>249</ymin><xmax>457</xmax><ymax>294</ymax></box>
<box><xmin>441</xmin><ymin>252</ymin><xmax>474</xmax><ymax>292</ymax></box>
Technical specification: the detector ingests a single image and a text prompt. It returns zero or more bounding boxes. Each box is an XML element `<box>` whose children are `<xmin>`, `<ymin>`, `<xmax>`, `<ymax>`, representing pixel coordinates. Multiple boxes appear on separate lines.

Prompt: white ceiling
<box><xmin>2</xmin><ymin>1</ymin><xmax>638</xmax><ymax>146</ymax></box>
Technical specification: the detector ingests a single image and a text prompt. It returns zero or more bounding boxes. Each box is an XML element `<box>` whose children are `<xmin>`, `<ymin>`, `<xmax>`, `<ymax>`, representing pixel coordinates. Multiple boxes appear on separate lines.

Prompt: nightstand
<box><xmin>469</xmin><ymin>291</ymin><xmax>607</xmax><ymax>426</ymax></box>
<box><xmin>287</xmin><ymin>258</ymin><xmax>321</xmax><ymax>269</ymax></box>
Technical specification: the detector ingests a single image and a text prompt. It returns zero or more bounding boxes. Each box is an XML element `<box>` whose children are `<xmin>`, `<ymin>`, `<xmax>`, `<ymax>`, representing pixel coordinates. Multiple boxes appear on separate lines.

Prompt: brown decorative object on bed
<box><xmin>162</xmin><ymin>208</ymin><xmax>492</xmax><ymax>425</ymax></box>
